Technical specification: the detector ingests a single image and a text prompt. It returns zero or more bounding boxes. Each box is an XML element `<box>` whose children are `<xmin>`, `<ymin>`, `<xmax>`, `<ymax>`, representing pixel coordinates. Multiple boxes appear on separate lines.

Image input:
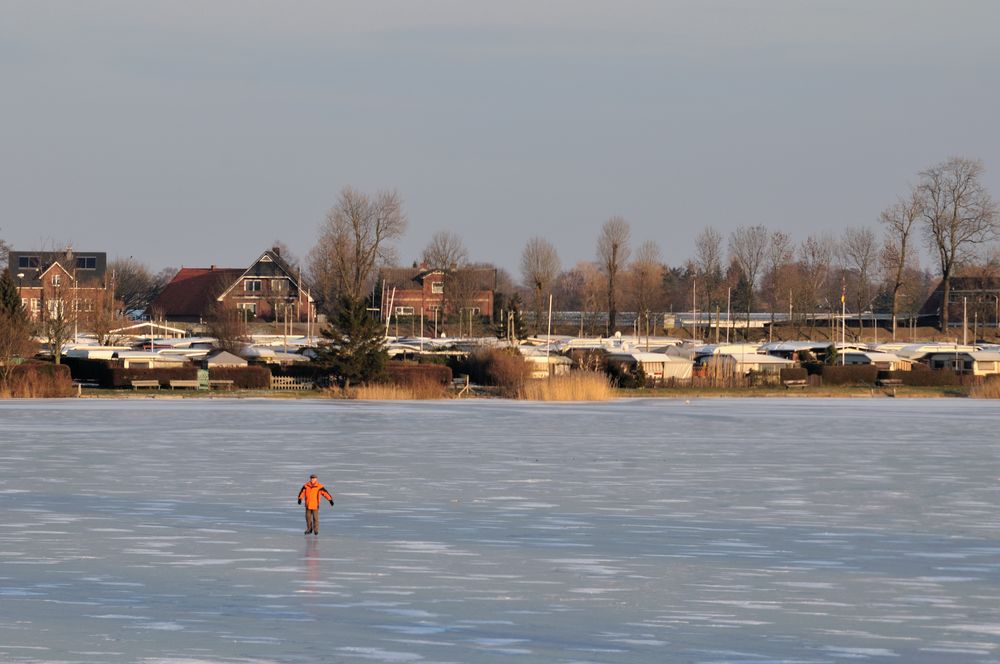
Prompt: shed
<box><xmin>927</xmin><ymin>351</ymin><xmax>1000</xmax><ymax>376</ymax></box>
<box><xmin>203</xmin><ymin>350</ymin><xmax>248</xmax><ymax>368</ymax></box>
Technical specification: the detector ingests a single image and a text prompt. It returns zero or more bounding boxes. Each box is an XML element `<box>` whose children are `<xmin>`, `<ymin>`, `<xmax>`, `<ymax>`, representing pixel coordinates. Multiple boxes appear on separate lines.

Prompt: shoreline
<box><xmin>54</xmin><ymin>385</ymin><xmax>974</xmax><ymax>401</ymax></box>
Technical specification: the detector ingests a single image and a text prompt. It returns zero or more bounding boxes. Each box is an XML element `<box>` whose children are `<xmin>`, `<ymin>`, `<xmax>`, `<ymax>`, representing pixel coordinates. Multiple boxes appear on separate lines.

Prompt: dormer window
<box><xmin>431</xmin><ymin>281</ymin><xmax>444</xmax><ymax>294</ymax></box>
<box><xmin>76</xmin><ymin>256</ymin><xmax>97</xmax><ymax>270</ymax></box>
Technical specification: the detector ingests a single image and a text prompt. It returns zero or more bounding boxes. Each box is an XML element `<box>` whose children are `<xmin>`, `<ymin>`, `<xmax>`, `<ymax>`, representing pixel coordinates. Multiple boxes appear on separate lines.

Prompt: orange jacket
<box><xmin>298</xmin><ymin>481</ymin><xmax>333</xmax><ymax>509</ymax></box>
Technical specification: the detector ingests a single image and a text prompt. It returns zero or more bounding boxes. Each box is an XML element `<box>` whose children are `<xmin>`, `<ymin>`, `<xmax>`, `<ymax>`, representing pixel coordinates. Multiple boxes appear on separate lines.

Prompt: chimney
<box><xmin>210</xmin><ymin>265</ymin><xmax>216</xmax><ymax>271</ymax></box>
<box><xmin>272</xmin><ymin>245</ymin><xmax>281</xmax><ymax>256</ymax></box>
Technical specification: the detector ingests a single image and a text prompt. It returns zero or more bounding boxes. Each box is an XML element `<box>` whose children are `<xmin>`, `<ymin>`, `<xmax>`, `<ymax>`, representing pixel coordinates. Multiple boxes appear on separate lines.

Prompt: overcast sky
<box><xmin>3</xmin><ymin>1</ymin><xmax>999</xmax><ymax>275</ymax></box>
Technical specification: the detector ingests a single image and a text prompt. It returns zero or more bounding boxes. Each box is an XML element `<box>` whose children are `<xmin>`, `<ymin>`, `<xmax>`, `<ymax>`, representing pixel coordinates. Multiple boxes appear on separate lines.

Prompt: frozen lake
<box><xmin>1</xmin><ymin>398</ymin><xmax>1000</xmax><ymax>663</ymax></box>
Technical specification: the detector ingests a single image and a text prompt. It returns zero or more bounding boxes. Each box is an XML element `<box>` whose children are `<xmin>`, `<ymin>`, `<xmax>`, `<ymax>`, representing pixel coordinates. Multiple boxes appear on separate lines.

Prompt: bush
<box><xmin>819</xmin><ymin>364</ymin><xmax>878</xmax><ymax>385</ymax></box>
<box><xmin>779</xmin><ymin>367</ymin><xmax>808</xmax><ymax>383</ymax></box>
<box><xmin>455</xmin><ymin>348</ymin><xmax>530</xmax><ymax>396</ymax></box>
<box><xmin>878</xmin><ymin>369</ymin><xmax>960</xmax><ymax>386</ymax></box>
<box><xmin>604</xmin><ymin>361</ymin><xmax>648</xmax><ymax>389</ymax></box>
<box><xmin>104</xmin><ymin>366</ymin><xmax>198</xmax><ymax>388</ymax></box>
<box><xmin>386</xmin><ymin>362</ymin><xmax>453</xmax><ymax>387</ymax></box>
<box><xmin>2</xmin><ymin>362</ymin><xmax>74</xmax><ymax>398</ymax></box>
<box><xmin>209</xmin><ymin>366</ymin><xmax>271</xmax><ymax>389</ymax></box>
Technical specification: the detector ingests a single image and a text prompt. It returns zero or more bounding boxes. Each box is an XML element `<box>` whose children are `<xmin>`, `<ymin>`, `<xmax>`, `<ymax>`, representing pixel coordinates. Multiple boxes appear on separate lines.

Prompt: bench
<box><xmin>131</xmin><ymin>379</ymin><xmax>161</xmax><ymax>390</ymax></box>
<box><xmin>782</xmin><ymin>379</ymin><xmax>808</xmax><ymax>389</ymax></box>
<box><xmin>209</xmin><ymin>379</ymin><xmax>235</xmax><ymax>391</ymax></box>
<box><xmin>877</xmin><ymin>378</ymin><xmax>903</xmax><ymax>387</ymax></box>
<box><xmin>168</xmin><ymin>379</ymin><xmax>200</xmax><ymax>390</ymax></box>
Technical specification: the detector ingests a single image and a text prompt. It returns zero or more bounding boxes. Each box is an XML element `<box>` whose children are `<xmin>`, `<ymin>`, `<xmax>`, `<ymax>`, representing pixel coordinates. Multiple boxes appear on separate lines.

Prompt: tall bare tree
<box><xmin>694</xmin><ymin>227</ymin><xmax>724</xmax><ymax>312</ymax></box>
<box><xmin>797</xmin><ymin>234</ymin><xmax>834</xmax><ymax>334</ymax></box>
<box><xmin>880</xmin><ymin>191</ymin><xmax>922</xmax><ymax>337</ymax></box>
<box><xmin>629</xmin><ymin>240</ymin><xmax>664</xmax><ymax>342</ymax></box>
<box><xmin>520</xmin><ymin>237</ymin><xmax>560</xmax><ymax>335</ymax></box>
<box><xmin>307</xmin><ymin>186</ymin><xmax>407</xmax><ymax>310</ymax></box>
<box><xmin>597</xmin><ymin>216</ymin><xmax>631</xmax><ymax>333</ymax></box>
<box><xmin>762</xmin><ymin>230</ymin><xmax>794</xmax><ymax>334</ymax></box>
<box><xmin>919</xmin><ymin>157</ymin><xmax>999</xmax><ymax>331</ymax></box>
<box><xmin>839</xmin><ymin>226</ymin><xmax>878</xmax><ymax>317</ymax></box>
<box><xmin>421</xmin><ymin>231</ymin><xmax>469</xmax><ymax>269</ymax></box>
<box><xmin>728</xmin><ymin>225</ymin><xmax>769</xmax><ymax>330</ymax></box>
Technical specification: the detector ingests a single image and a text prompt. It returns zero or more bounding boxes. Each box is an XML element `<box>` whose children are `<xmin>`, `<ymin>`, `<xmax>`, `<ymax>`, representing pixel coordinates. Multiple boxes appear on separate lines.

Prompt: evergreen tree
<box><xmin>315</xmin><ymin>295</ymin><xmax>388</xmax><ymax>388</ymax></box>
<box><xmin>0</xmin><ymin>269</ymin><xmax>33</xmax><ymax>387</ymax></box>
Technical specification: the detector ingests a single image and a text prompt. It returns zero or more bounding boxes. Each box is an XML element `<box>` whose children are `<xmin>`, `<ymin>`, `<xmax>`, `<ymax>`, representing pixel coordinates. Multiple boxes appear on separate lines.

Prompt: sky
<box><xmin>3</xmin><ymin>1</ymin><xmax>999</xmax><ymax>276</ymax></box>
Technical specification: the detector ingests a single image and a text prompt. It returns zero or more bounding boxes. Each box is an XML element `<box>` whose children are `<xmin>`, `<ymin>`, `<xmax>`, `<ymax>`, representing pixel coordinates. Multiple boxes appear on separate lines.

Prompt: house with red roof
<box><xmin>150</xmin><ymin>249</ymin><xmax>314</xmax><ymax>324</ymax></box>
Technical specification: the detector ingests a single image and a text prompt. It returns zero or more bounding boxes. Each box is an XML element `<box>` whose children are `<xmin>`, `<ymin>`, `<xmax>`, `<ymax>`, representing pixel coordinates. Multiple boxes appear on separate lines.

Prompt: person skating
<box><xmin>297</xmin><ymin>474</ymin><xmax>334</xmax><ymax>535</ymax></box>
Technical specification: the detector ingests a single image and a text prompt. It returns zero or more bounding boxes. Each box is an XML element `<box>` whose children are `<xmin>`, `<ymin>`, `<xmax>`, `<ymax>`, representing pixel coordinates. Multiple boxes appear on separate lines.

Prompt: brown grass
<box><xmin>348</xmin><ymin>378</ymin><xmax>448</xmax><ymax>400</ymax></box>
<box><xmin>970</xmin><ymin>378</ymin><xmax>1000</xmax><ymax>399</ymax></box>
<box><xmin>519</xmin><ymin>371</ymin><xmax>613</xmax><ymax>401</ymax></box>
<box><xmin>0</xmin><ymin>364</ymin><xmax>75</xmax><ymax>398</ymax></box>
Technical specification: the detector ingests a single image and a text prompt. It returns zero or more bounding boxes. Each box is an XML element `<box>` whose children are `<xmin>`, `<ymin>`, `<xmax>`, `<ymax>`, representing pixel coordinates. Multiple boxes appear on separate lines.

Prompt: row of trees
<box><xmin>299</xmin><ymin>157</ymin><xmax>997</xmax><ymax>345</ymax></box>
<box><xmin>518</xmin><ymin>156</ymin><xmax>998</xmax><ymax>336</ymax></box>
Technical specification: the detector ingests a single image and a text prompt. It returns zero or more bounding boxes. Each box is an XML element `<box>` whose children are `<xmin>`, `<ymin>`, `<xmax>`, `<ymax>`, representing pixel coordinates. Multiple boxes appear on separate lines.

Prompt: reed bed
<box><xmin>519</xmin><ymin>371</ymin><xmax>613</xmax><ymax>401</ymax></box>
<box><xmin>348</xmin><ymin>379</ymin><xmax>448</xmax><ymax>400</ymax></box>
<box><xmin>970</xmin><ymin>378</ymin><xmax>1000</xmax><ymax>399</ymax></box>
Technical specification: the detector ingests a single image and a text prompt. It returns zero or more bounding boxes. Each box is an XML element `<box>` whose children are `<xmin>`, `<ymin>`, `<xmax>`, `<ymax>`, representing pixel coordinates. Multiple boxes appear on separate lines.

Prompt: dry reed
<box><xmin>970</xmin><ymin>379</ymin><xmax>1000</xmax><ymax>399</ymax></box>
<box><xmin>519</xmin><ymin>371</ymin><xmax>613</xmax><ymax>401</ymax></box>
<box><xmin>348</xmin><ymin>379</ymin><xmax>448</xmax><ymax>401</ymax></box>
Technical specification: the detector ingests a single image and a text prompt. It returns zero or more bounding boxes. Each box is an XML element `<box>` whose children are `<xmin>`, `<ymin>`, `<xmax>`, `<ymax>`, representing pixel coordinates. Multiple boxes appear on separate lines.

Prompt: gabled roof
<box><xmin>150</xmin><ymin>267</ymin><xmax>243</xmax><ymax>318</ymax></box>
<box><xmin>215</xmin><ymin>250</ymin><xmax>314</xmax><ymax>302</ymax></box>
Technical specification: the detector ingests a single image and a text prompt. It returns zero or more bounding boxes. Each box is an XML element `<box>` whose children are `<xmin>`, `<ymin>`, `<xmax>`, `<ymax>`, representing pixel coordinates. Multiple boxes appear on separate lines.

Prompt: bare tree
<box><xmin>206</xmin><ymin>301</ymin><xmax>249</xmax><ymax>355</ymax></box>
<box><xmin>880</xmin><ymin>191</ymin><xmax>922</xmax><ymax>337</ymax></box>
<box><xmin>694</xmin><ymin>227</ymin><xmax>724</xmax><ymax>312</ymax></box>
<box><xmin>307</xmin><ymin>187</ymin><xmax>407</xmax><ymax>309</ymax></box>
<box><xmin>108</xmin><ymin>258</ymin><xmax>163</xmax><ymax>316</ymax></box>
<box><xmin>839</xmin><ymin>226</ymin><xmax>878</xmax><ymax>317</ymax></box>
<box><xmin>918</xmin><ymin>157</ymin><xmax>999</xmax><ymax>331</ymax></box>
<box><xmin>520</xmin><ymin>237</ymin><xmax>560</xmax><ymax>335</ymax></box>
<box><xmin>0</xmin><ymin>228</ymin><xmax>10</xmax><ymax>271</ymax></box>
<box><xmin>763</xmin><ymin>230</ymin><xmax>794</xmax><ymax>334</ymax></box>
<box><xmin>797</xmin><ymin>234</ymin><xmax>834</xmax><ymax>334</ymax></box>
<box><xmin>597</xmin><ymin>216</ymin><xmax>631</xmax><ymax>333</ymax></box>
<box><xmin>421</xmin><ymin>231</ymin><xmax>469</xmax><ymax>269</ymax></box>
<box><xmin>728</xmin><ymin>225</ymin><xmax>769</xmax><ymax>330</ymax></box>
<box><xmin>629</xmin><ymin>240</ymin><xmax>664</xmax><ymax>342</ymax></box>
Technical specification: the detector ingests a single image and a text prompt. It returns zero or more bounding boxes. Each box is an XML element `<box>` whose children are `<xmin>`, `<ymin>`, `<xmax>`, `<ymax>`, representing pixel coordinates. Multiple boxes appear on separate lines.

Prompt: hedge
<box><xmin>2</xmin><ymin>363</ymin><xmax>74</xmax><ymax>398</ymax></box>
<box><xmin>104</xmin><ymin>366</ymin><xmax>198</xmax><ymax>388</ymax></box>
<box><xmin>779</xmin><ymin>367</ymin><xmax>808</xmax><ymax>382</ymax></box>
<box><xmin>62</xmin><ymin>357</ymin><xmax>108</xmax><ymax>383</ymax></box>
<box><xmin>386</xmin><ymin>362</ymin><xmax>453</xmax><ymax>387</ymax></box>
<box><xmin>208</xmin><ymin>366</ymin><xmax>271</xmax><ymax>389</ymax></box>
<box><xmin>819</xmin><ymin>364</ymin><xmax>879</xmax><ymax>385</ymax></box>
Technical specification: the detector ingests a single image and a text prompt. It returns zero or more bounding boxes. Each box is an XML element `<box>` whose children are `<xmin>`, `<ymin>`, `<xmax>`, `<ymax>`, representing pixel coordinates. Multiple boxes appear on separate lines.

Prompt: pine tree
<box><xmin>0</xmin><ymin>269</ymin><xmax>33</xmax><ymax>387</ymax></box>
<box><xmin>315</xmin><ymin>295</ymin><xmax>388</xmax><ymax>388</ymax></box>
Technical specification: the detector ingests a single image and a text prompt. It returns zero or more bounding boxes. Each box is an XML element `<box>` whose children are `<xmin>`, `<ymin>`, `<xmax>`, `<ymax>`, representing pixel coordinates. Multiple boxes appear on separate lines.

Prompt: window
<box><xmin>271</xmin><ymin>279</ymin><xmax>286</xmax><ymax>292</ymax></box>
<box><xmin>75</xmin><ymin>256</ymin><xmax>97</xmax><ymax>270</ymax></box>
<box><xmin>395</xmin><ymin>306</ymin><xmax>414</xmax><ymax>316</ymax></box>
<box><xmin>244</xmin><ymin>279</ymin><xmax>262</xmax><ymax>292</ymax></box>
<box><xmin>431</xmin><ymin>281</ymin><xmax>444</xmax><ymax>294</ymax></box>
<box><xmin>238</xmin><ymin>302</ymin><xmax>257</xmax><ymax>314</ymax></box>
<box><xmin>30</xmin><ymin>299</ymin><xmax>40</xmax><ymax>313</ymax></box>
<box><xmin>52</xmin><ymin>274</ymin><xmax>61</xmax><ymax>287</ymax></box>
<box><xmin>466</xmin><ymin>307</ymin><xmax>481</xmax><ymax>316</ymax></box>
<box><xmin>21</xmin><ymin>298</ymin><xmax>28</xmax><ymax>310</ymax></box>
<box><xmin>47</xmin><ymin>299</ymin><xmax>63</xmax><ymax>316</ymax></box>
<box><xmin>18</xmin><ymin>256</ymin><xmax>39</xmax><ymax>269</ymax></box>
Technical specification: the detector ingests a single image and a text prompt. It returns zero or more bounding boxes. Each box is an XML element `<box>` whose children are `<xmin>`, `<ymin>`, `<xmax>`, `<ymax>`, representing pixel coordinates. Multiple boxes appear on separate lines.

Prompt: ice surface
<box><xmin>1</xmin><ymin>397</ymin><xmax>1000</xmax><ymax>663</ymax></box>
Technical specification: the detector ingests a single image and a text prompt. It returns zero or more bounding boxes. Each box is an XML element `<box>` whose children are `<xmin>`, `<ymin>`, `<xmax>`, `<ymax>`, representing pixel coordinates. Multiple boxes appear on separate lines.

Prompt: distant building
<box><xmin>150</xmin><ymin>249</ymin><xmax>314</xmax><ymax>323</ymax></box>
<box><xmin>919</xmin><ymin>276</ymin><xmax>1000</xmax><ymax>328</ymax></box>
<box><xmin>378</xmin><ymin>266</ymin><xmax>497</xmax><ymax>321</ymax></box>
<box><xmin>7</xmin><ymin>249</ymin><xmax>109</xmax><ymax>320</ymax></box>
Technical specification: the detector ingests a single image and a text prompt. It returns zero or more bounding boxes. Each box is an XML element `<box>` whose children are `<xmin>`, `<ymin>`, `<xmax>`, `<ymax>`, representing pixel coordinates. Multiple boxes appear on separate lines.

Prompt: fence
<box><xmin>269</xmin><ymin>375</ymin><xmax>315</xmax><ymax>391</ymax></box>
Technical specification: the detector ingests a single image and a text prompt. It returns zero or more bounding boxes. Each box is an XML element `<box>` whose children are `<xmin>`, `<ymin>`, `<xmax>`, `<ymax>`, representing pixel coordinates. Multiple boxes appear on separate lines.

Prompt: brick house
<box><xmin>151</xmin><ymin>249</ymin><xmax>315</xmax><ymax>323</ymax></box>
<box><xmin>8</xmin><ymin>249</ymin><xmax>109</xmax><ymax>321</ymax></box>
<box><xmin>378</xmin><ymin>266</ymin><xmax>497</xmax><ymax>321</ymax></box>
